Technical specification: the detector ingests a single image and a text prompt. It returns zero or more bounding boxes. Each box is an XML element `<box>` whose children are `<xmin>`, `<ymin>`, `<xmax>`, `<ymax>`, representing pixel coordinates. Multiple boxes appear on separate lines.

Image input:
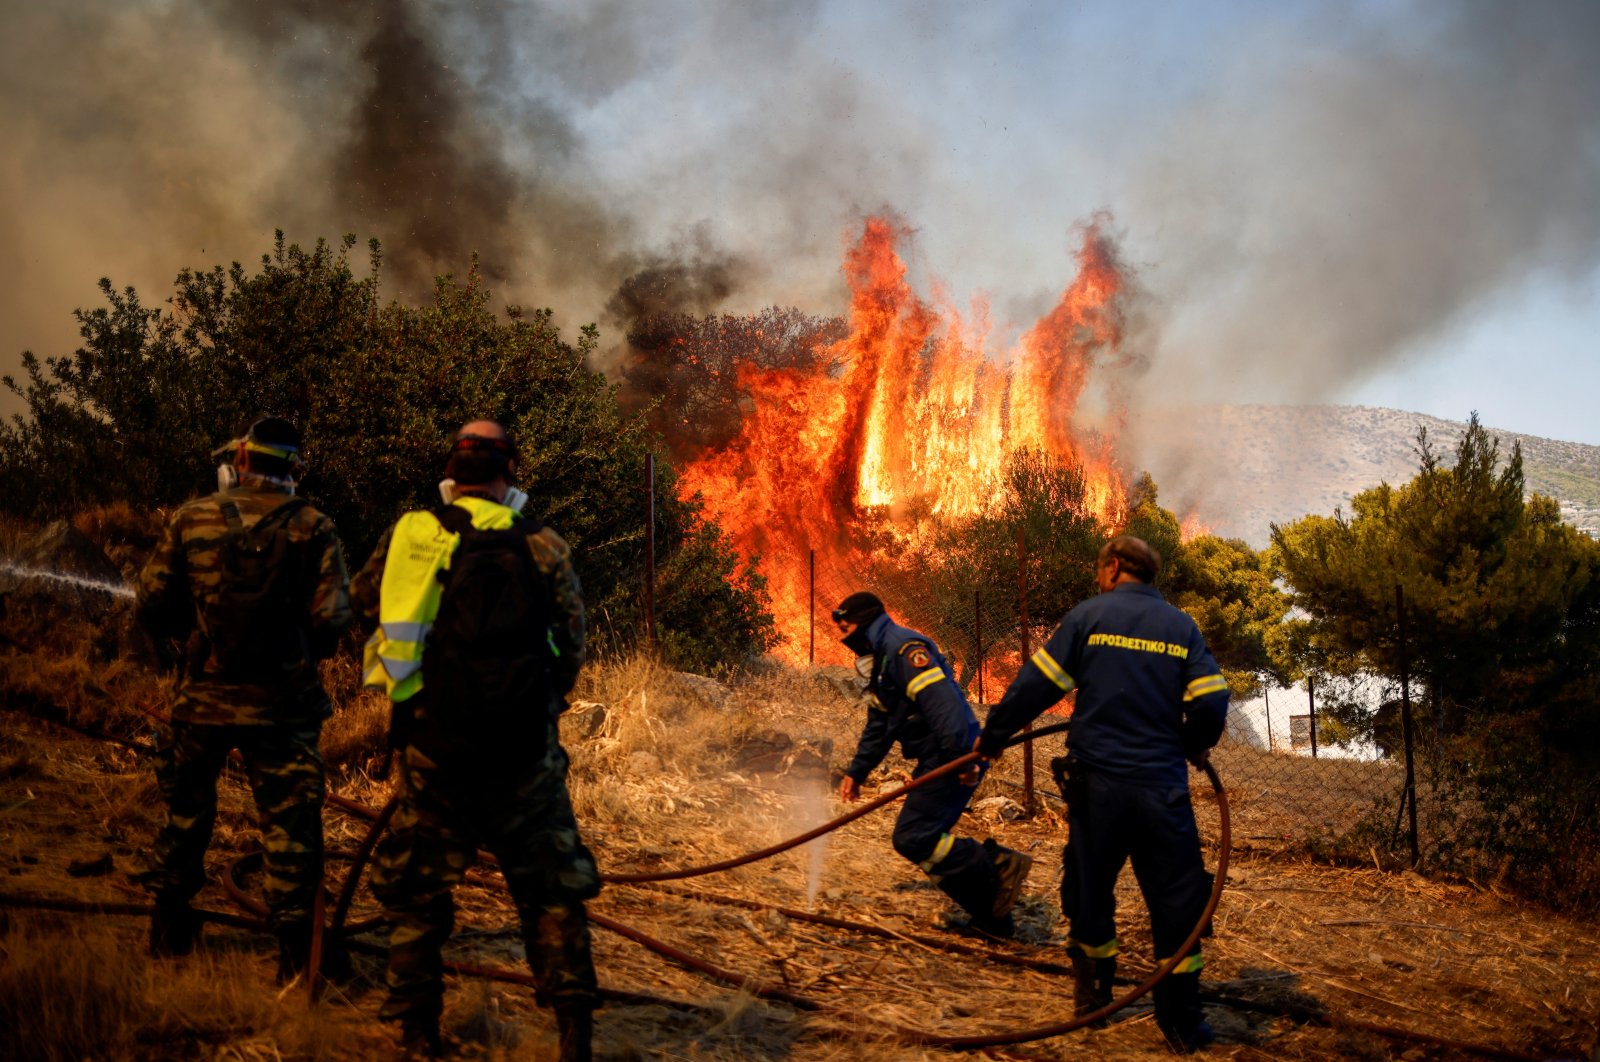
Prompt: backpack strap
<box><xmin>431</xmin><ymin>504</ymin><xmax>475</xmax><ymax>536</ymax></box>
<box><xmin>430</xmin><ymin>503</ymin><xmax>544</xmax><ymax>536</ymax></box>
<box><xmin>253</xmin><ymin>496</ymin><xmax>309</xmax><ymax>533</ymax></box>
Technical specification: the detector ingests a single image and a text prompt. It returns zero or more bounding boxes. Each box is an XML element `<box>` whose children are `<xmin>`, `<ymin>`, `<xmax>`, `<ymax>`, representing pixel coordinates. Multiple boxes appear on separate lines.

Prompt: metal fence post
<box><xmin>1308</xmin><ymin>675</ymin><xmax>1318</xmax><ymax>759</ymax></box>
<box><xmin>1397</xmin><ymin>584</ymin><xmax>1420</xmax><ymax>866</ymax></box>
<box><xmin>808</xmin><ymin>548</ymin><xmax>816</xmax><ymax>666</ymax></box>
<box><xmin>1017</xmin><ymin>528</ymin><xmax>1034</xmax><ymax>811</ymax></box>
<box><xmin>645</xmin><ymin>453</ymin><xmax>656</xmax><ymax>645</ymax></box>
<box><xmin>974</xmin><ymin>589</ymin><xmax>984</xmax><ymax>704</ymax></box>
<box><xmin>1265</xmin><ymin>684</ymin><xmax>1273</xmax><ymax>751</ymax></box>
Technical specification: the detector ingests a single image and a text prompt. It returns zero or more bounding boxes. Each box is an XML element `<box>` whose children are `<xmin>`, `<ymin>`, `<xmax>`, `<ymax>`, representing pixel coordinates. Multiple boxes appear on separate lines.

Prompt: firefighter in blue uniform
<box><xmin>976</xmin><ymin>536</ymin><xmax>1229</xmax><ymax>1053</ymax></box>
<box><xmin>833</xmin><ymin>592</ymin><xmax>1033</xmax><ymax>937</ymax></box>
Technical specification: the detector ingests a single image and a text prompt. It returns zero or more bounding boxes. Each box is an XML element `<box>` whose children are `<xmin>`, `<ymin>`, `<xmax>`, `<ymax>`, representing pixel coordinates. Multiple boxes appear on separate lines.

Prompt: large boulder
<box><xmin>669</xmin><ymin>671</ymin><xmax>733</xmax><ymax>711</ymax></box>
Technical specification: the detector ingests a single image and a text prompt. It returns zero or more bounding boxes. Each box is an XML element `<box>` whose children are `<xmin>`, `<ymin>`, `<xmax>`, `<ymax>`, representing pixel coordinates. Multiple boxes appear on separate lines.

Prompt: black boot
<box><xmin>985</xmin><ymin>839</ymin><xmax>1034</xmax><ymax>918</ymax></box>
<box><xmin>935</xmin><ymin>858</ymin><xmax>1015</xmax><ymax>939</ymax></box>
<box><xmin>555</xmin><ymin>1002</ymin><xmax>594</xmax><ymax>1062</ymax></box>
<box><xmin>1069</xmin><ymin>948</ymin><xmax>1116</xmax><ymax>1025</ymax></box>
<box><xmin>398</xmin><ymin>1013</ymin><xmax>444</xmax><ymax>1059</ymax></box>
<box><xmin>1154</xmin><ymin>971</ymin><xmax>1214</xmax><ymax>1053</ymax></box>
<box><xmin>149</xmin><ymin>896</ymin><xmax>200</xmax><ymax>957</ymax></box>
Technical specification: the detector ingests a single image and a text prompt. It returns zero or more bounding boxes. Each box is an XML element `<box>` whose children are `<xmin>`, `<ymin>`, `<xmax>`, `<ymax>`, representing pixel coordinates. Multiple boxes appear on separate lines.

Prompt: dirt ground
<box><xmin>3</xmin><ymin>656</ymin><xmax>1599</xmax><ymax>1061</ymax></box>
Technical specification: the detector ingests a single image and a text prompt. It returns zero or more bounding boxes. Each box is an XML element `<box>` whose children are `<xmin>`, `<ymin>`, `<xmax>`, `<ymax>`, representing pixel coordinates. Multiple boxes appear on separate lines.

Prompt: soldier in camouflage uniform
<box><xmin>354</xmin><ymin>419</ymin><xmax>599</xmax><ymax>1061</ymax></box>
<box><xmin>135</xmin><ymin>416</ymin><xmax>352</xmax><ymax>979</ymax></box>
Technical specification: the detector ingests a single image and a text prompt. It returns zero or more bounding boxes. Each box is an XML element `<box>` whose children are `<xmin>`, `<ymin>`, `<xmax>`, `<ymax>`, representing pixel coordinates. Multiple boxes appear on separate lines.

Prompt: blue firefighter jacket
<box><xmin>978</xmin><ymin>582</ymin><xmax>1230</xmax><ymax>788</ymax></box>
<box><xmin>843</xmin><ymin>614</ymin><xmax>981</xmax><ymax>784</ymax></box>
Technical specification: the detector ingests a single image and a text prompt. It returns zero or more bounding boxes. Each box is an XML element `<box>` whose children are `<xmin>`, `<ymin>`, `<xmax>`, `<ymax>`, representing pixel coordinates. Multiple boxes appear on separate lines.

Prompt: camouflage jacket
<box><xmin>352</xmin><ymin>509</ymin><xmax>586</xmax><ymax>699</ymax></box>
<box><xmin>136</xmin><ymin>481</ymin><xmax>352</xmax><ymax>726</ymax></box>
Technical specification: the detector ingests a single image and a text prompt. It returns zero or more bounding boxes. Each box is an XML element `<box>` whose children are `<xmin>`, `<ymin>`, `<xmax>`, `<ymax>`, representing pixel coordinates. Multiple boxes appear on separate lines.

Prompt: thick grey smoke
<box><xmin>1</xmin><ymin>1</ymin><xmax>1595</xmax><ymax>436</ymax></box>
<box><xmin>1122</xmin><ymin>1</ymin><xmax>1600</xmax><ymax>406</ymax></box>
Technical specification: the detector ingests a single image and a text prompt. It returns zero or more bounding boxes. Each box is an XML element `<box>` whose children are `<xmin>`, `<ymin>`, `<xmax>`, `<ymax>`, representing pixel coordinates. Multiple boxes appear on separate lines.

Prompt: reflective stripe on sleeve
<box><xmin>1069</xmin><ymin>936</ymin><xmax>1119</xmax><ymax>958</ymax></box>
<box><xmin>1031</xmin><ymin>648</ymin><xmax>1075</xmax><ymax>692</ymax></box>
<box><xmin>1183</xmin><ymin>674</ymin><xmax>1229</xmax><ymax>701</ymax></box>
<box><xmin>906</xmin><ymin>667</ymin><xmax>947</xmax><ymax>698</ymax></box>
<box><xmin>381</xmin><ymin>621</ymin><xmax>429</xmax><ymax>643</ymax></box>
<box><xmin>379</xmin><ymin>655</ymin><xmax>423</xmax><ymax>683</ymax></box>
<box><xmin>919</xmin><ymin>832</ymin><xmax>956</xmax><ymax>873</ymax></box>
<box><xmin>1158</xmin><ymin>952</ymin><xmax>1204</xmax><ymax>974</ymax></box>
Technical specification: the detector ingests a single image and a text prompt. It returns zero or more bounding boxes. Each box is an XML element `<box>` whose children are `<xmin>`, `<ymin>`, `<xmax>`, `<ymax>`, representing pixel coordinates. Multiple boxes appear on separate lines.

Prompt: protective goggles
<box><xmin>210</xmin><ymin>437</ymin><xmax>302</xmax><ymax>463</ymax></box>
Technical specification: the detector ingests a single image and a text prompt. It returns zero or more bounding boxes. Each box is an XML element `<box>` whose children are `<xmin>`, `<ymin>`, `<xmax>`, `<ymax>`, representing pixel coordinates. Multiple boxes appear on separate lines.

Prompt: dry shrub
<box><xmin>563</xmin><ymin>654</ymin><xmax>765</xmax><ymax>821</ymax></box>
<box><xmin>0</xmin><ymin>639</ymin><xmax>165</xmax><ymax>741</ymax></box>
<box><xmin>572</xmin><ymin>654</ymin><xmax>761</xmax><ymax>771</ymax></box>
<box><xmin>71</xmin><ymin>501</ymin><xmax>164</xmax><ymax>574</ymax></box>
<box><xmin>0</xmin><ymin>917</ymin><xmax>366</xmax><ymax>1061</ymax></box>
<box><xmin>318</xmin><ymin>650</ymin><xmax>390</xmax><ymax>772</ymax></box>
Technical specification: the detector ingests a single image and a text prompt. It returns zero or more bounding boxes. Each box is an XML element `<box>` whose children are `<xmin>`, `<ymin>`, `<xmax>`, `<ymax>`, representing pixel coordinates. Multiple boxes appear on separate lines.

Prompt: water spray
<box><xmin>0</xmin><ymin>562</ymin><xmax>136</xmax><ymax>600</ymax></box>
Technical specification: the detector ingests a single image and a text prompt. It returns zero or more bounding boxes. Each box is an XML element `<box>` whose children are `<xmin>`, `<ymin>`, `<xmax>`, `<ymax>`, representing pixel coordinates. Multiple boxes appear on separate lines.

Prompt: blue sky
<box><xmin>3</xmin><ymin>1</ymin><xmax>1596</xmax><ymax>443</ymax></box>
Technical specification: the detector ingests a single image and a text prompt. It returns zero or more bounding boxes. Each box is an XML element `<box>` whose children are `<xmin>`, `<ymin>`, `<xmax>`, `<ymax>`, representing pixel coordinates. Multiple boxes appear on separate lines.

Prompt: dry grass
<box><xmin>0</xmin><ymin>916</ymin><xmax>373</xmax><ymax>1062</ymax></box>
<box><xmin>1</xmin><ymin>510</ymin><xmax>167</xmax><ymax>742</ymax></box>
<box><xmin>5</xmin><ymin>605</ymin><xmax>1600</xmax><ymax>1059</ymax></box>
<box><xmin>318</xmin><ymin>651</ymin><xmax>391</xmax><ymax>774</ymax></box>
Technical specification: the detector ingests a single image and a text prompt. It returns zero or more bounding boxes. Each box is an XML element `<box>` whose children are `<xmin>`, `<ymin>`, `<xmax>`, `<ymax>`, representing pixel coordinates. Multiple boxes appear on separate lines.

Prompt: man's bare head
<box><xmin>445</xmin><ymin>419</ymin><xmax>517</xmax><ymax>490</ymax></box>
<box><xmin>1097</xmin><ymin>535</ymin><xmax>1161</xmax><ymax>591</ymax></box>
<box><xmin>457</xmin><ymin>419</ymin><xmax>508</xmax><ymax>443</ymax></box>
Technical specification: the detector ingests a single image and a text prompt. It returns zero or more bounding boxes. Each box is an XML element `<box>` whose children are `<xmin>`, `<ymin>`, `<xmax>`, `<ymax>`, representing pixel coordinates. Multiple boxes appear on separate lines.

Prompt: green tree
<box><xmin>1166</xmin><ymin>535</ymin><xmax>1291</xmax><ymax>702</ymax></box>
<box><xmin>1121</xmin><ymin>472</ymin><xmax>1181</xmax><ymax>581</ymax></box>
<box><xmin>1</xmin><ymin>233</ymin><xmax>776</xmax><ymax>669</ymax></box>
<box><xmin>1272</xmin><ymin>415</ymin><xmax>1597</xmax><ymax>735</ymax></box>
<box><xmin>1272</xmin><ymin>414</ymin><xmax>1600</xmax><ymax>908</ymax></box>
<box><xmin>893</xmin><ymin>448</ymin><xmax>1104</xmax><ymax>683</ymax></box>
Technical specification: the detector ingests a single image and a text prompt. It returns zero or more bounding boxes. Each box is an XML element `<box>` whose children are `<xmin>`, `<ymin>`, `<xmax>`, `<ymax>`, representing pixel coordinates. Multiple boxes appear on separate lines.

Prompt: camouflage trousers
<box><xmin>371</xmin><ymin>737</ymin><xmax>601</xmax><ymax>1023</ymax></box>
<box><xmin>144</xmin><ymin>720</ymin><xmax>326</xmax><ymax>932</ymax></box>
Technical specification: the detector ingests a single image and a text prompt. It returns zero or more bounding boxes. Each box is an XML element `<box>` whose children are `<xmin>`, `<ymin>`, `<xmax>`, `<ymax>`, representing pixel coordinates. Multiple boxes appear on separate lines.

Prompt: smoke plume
<box><xmin>1122</xmin><ymin>1</ymin><xmax>1600</xmax><ymax>404</ymax></box>
<box><xmin>2</xmin><ymin>1</ymin><xmax>1595</xmax><ymax>443</ymax></box>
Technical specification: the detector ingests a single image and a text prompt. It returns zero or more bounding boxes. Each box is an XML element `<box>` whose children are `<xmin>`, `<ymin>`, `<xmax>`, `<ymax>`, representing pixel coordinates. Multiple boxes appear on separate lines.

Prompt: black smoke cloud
<box><xmin>2</xmin><ymin>1</ymin><xmax>1596</xmax><ymax>441</ymax></box>
<box><xmin>0</xmin><ymin>0</ymin><xmax>816</xmax><ymax>385</ymax></box>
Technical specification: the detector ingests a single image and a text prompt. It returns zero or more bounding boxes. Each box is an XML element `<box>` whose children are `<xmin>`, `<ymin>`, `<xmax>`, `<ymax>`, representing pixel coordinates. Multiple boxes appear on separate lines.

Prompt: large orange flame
<box><xmin>678</xmin><ymin>215</ymin><xmax>1135</xmax><ymax>665</ymax></box>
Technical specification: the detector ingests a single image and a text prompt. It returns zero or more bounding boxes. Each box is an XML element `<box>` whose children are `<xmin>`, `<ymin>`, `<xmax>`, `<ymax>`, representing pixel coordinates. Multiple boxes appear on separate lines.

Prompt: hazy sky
<box><xmin>3</xmin><ymin>0</ymin><xmax>1596</xmax><ymax>443</ymax></box>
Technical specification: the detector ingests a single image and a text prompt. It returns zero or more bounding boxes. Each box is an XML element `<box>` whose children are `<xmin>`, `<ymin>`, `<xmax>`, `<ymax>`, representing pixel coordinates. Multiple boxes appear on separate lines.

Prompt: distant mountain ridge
<box><xmin>1128</xmin><ymin>405</ymin><xmax>1600</xmax><ymax>547</ymax></box>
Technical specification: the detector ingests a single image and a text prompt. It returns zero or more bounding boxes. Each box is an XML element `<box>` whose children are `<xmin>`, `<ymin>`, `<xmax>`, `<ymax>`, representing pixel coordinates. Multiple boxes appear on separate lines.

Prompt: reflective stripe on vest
<box><xmin>361</xmin><ymin>496</ymin><xmax>520</xmax><ymax>702</ymax></box>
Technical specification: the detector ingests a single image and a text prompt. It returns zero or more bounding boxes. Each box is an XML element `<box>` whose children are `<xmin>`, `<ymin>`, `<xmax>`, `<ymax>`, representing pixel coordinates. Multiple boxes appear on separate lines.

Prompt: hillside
<box><xmin>1127</xmin><ymin>405</ymin><xmax>1600</xmax><ymax>545</ymax></box>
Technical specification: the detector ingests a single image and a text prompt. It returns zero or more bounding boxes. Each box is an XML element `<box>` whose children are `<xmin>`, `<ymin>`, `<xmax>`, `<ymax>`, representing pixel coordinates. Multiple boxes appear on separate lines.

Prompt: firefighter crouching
<box><xmin>833</xmin><ymin>592</ymin><xmax>1034</xmax><ymax>937</ymax></box>
<box><xmin>134</xmin><ymin>416</ymin><xmax>353</xmax><ymax>980</ymax></box>
<box><xmin>353</xmin><ymin>420</ymin><xmax>599</xmax><ymax>1061</ymax></box>
<box><xmin>977</xmin><ymin>536</ymin><xmax>1229</xmax><ymax>1053</ymax></box>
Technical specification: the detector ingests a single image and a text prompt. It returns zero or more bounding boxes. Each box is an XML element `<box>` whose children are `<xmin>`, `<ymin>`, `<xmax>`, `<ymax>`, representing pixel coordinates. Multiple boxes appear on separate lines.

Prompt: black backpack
<box><xmin>200</xmin><ymin>496</ymin><xmax>312</xmax><ymax>686</ymax></box>
<box><xmin>420</xmin><ymin>505</ymin><xmax>556</xmax><ymax>755</ymax></box>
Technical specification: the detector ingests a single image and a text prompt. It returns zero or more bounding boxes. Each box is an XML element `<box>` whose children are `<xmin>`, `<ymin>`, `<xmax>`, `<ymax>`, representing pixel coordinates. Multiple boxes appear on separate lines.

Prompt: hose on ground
<box><xmin>1</xmin><ymin>702</ymin><xmax>1556</xmax><ymax>1059</ymax></box>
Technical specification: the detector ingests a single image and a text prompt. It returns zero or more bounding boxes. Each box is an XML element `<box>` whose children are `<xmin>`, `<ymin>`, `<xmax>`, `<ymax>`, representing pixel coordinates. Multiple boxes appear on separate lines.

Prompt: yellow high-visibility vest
<box><xmin>361</xmin><ymin>496</ymin><xmax>519</xmax><ymax>701</ymax></box>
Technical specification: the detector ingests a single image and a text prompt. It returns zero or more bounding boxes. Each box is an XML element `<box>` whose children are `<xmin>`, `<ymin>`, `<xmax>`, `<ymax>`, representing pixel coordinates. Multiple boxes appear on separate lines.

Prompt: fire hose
<box><xmin>311</xmin><ymin>721</ymin><xmax>1230</xmax><ymax>1048</ymax></box>
<box><xmin>0</xmin><ymin>706</ymin><xmax>1558</xmax><ymax>1059</ymax></box>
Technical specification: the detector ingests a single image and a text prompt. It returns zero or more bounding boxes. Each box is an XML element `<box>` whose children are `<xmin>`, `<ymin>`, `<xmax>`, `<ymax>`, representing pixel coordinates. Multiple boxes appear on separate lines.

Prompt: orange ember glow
<box><xmin>679</xmin><ymin>216</ymin><xmax>1136</xmax><ymax>665</ymax></box>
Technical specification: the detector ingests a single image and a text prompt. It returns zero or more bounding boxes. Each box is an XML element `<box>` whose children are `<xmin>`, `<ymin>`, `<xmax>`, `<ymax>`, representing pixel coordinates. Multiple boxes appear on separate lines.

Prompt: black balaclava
<box><xmin>834</xmin><ymin>592</ymin><xmax>886</xmax><ymax>656</ymax></box>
